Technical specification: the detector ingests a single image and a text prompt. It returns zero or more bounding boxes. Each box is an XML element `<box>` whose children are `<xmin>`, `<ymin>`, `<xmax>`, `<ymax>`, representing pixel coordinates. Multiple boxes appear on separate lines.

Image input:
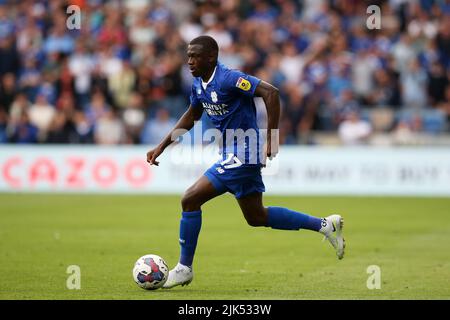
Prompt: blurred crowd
<box><xmin>0</xmin><ymin>0</ymin><xmax>449</xmax><ymax>145</ymax></box>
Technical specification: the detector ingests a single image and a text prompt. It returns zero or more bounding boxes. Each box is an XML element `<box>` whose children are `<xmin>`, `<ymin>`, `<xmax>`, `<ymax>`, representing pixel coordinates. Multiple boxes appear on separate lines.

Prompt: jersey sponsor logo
<box><xmin>236</xmin><ymin>77</ymin><xmax>251</xmax><ymax>91</ymax></box>
<box><xmin>211</xmin><ymin>91</ymin><xmax>218</xmax><ymax>103</ymax></box>
<box><xmin>202</xmin><ymin>102</ymin><xmax>229</xmax><ymax>116</ymax></box>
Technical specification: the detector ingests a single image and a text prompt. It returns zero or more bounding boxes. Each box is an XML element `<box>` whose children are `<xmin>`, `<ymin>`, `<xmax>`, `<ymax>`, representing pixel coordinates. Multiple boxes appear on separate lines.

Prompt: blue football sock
<box><xmin>267</xmin><ymin>206</ymin><xmax>322</xmax><ymax>231</ymax></box>
<box><xmin>179</xmin><ymin>210</ymin><xmax>202</xmax><ymax>267</ymax></box>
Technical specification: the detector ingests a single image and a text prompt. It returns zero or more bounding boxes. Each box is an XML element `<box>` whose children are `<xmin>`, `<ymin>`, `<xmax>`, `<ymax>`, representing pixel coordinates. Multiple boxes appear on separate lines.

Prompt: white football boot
<box><xmin>319</xmin><ymin>214</ymin><xmax>345</xmax><ymax>260</ymax></box>
<box><xmin>162</xmin><ymin>263</ymin><xmax>193</xmax><ymax>289</ymax></box>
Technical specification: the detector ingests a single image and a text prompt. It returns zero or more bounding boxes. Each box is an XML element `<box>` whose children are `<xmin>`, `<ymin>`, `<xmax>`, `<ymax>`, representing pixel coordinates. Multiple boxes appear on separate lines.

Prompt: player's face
<box><xmin>187</xmin><ymin>44</ymin><xmax>212</xmax><ymax>78</ymax></box>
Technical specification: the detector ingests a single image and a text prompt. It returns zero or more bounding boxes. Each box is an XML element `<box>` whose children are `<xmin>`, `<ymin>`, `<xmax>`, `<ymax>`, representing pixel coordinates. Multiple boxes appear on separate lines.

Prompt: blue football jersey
<box><xmin>190</xmin><ymin>62</ymin><xmax>265</xmax><ymax>166</ymax></box>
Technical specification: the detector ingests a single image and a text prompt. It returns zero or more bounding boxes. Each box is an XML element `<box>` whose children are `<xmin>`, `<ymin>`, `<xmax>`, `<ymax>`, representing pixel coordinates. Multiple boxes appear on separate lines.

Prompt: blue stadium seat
<box><xmin>422</xmin><ymin>109</ymin><xmax>447</xmax><ymax>134</ymax></box>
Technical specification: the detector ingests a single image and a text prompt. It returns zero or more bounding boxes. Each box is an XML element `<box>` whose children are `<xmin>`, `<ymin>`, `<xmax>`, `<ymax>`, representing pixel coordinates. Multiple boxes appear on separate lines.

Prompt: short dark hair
<box><xmin>189</xmin><ymin>35</ymin><xmax>219</xmax><ymax>57</ymax></box>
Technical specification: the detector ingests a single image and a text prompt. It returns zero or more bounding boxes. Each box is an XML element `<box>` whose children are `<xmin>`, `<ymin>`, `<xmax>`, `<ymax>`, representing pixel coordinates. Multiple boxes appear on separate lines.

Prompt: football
<box><xmin>132</xmin><ymin>254</ymin><xmax>169</xmax><ymax>290</ymax></box>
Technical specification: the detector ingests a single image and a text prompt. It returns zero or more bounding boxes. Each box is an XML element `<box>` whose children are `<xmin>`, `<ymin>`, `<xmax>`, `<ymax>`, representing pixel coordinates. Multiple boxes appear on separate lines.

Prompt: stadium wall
<box><xmin>0</xmin><ymin>145</ymin><xmax>449</xmax><ymax>196</ymax></box>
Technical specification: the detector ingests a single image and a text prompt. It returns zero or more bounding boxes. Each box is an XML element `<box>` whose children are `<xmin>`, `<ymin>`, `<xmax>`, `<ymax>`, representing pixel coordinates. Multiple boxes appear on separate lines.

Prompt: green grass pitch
<box><xmin>0</xmin><ymin>194</ymin><xmax>449</xmax><ymax>300</ymax></box>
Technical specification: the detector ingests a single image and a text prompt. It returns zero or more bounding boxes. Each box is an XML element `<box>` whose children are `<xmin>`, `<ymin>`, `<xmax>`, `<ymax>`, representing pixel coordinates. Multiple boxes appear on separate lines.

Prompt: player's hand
<box><xmin>266</xmin><ymin>142</ymin><xmax>277</xmax><ymax>161</ymax></box>
<box><xmin>265</xmin><ymin>135</ymin><xmax>279</xmax><ymax>162</ymax></box>
<box><xmin>146</xmin><ymin>146</ymin><xmax>163</xmax><ymax>166</ymax></box>
<box><xmin>265</xmin><ymin>142</ymin><xmax>271</xmax><ymax>161</ymax></box>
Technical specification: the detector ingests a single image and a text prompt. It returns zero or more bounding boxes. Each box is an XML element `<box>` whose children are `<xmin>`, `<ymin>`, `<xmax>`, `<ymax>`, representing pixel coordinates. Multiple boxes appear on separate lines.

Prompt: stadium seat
<box><xmin>421</xmin><ymin>109</ymin><xmax>447</xmax><ymax>134</ymax></box>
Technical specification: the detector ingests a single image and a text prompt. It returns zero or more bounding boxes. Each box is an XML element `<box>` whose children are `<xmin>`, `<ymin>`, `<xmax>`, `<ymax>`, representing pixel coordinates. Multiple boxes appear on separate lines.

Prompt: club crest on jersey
<box><xmin>197</xmin><ymin>88</ymin><xmax>201</xmax><ymax>95</ymax></box>
<box><xmin>211</xmin><ymin>91</ymin><xmax>218</xmax><ymax>103</ymax></box>
<box><xmin>236</xmin><ymin>77</ymin><xmax>251</xmax><ymax>91</ymax></box>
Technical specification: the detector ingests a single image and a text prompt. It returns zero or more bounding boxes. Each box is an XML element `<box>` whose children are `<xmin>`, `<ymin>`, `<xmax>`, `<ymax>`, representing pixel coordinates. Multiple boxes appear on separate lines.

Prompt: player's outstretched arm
<box><xmin>146</xmin><ymin>105</ymin><xmax>203</xmax><ymax>166</ymax></box>
<box><xmin>255</xmin><ymin>80</ymin><xmax>280</xmax><ymax>160</ymax></box>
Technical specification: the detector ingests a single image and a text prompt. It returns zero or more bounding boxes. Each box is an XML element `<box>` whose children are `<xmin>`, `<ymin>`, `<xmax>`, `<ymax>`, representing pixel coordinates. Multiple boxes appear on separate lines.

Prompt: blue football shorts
<box><xmin>204</xmin><ymin>160</ymin><xmax>265</xmax><ymax>199</ymax></box>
